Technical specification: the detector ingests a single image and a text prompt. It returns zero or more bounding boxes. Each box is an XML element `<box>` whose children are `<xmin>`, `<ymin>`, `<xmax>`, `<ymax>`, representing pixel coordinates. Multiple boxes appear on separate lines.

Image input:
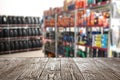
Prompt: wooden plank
<box><xmin>0</xmin><ymin>58</ymin><xmax>27</xmax><ymax>75</ymax></box>
<box><xmin>0</xmin><ymin>58</ymin><xmax>23</xmax><ymax>69</ymax></box>
<box><xmin>0</xmin><ymin>58</ymin><xmax>36</xmax><ymax>80</ymax></box>
<box><xmin>61</xmin><ymin>58</ymin><xmax>73</xmax><ymax>80</ymax></box>
<box><xmin>61</xmin><ymin>58</ymin><xmax>84</xmax><ymax>80</ymax></box>
<box><xmin>16</xmin><ymin>58</ymin><xmax>48</xmax><ymax>80</ymax></box>
<box><xmin>92</xmin><ymin>58</ymin><xmax>120</xmax><ymax>80</ymax></box>
<box><xmin>74</xmin><ymin>58</ymin><xmax>107</xmax><ymax>80</ymax></box>
<box><xmin>0</xmin><ymin>58</ymin><xmax>119</xmax><ymax>80</ymax></box>
<box><xmin>27</xmin><ymin>58</ymin><xmax>49</xmax><ymax>79</ymax></box>
<box><xmin>94</xmin><ymin>58</ymin><xmax>120</xmax><ymax>79</ymax></box>
<box><xmin>95</xmin><ymin>58</ymin><xmax>120</xmax><ymax>71</ymax></box>
<box><xmin>39</xmin><ymin>58</ymin><xmax>61</xmax><ymax>80</ymax></box>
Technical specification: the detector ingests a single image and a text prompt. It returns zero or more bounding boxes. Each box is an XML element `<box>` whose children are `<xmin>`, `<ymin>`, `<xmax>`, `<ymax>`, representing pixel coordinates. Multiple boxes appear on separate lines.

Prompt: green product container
<box><xmin>96</xmin><ymin>0</ymin><xmax>102</xmax><ymax>3</ymax></box>
<box><xmin>65</xmin><ymin>46</ymin><xmax>71</xmax><ymax>57</ymax></box>
<box><xmin>88</xmin><ymin>0</ymin><xmax>94</xmax><ymax>4</ymax></box>
<box><xmin>77</xmin><ymin>50</ymin><xmax>86</xmax><ymax>58</ymax></box>
<box><xmin>70</xmin><ymin>47</ymin><xmax>74</xmax><ymax>57</ymax></box>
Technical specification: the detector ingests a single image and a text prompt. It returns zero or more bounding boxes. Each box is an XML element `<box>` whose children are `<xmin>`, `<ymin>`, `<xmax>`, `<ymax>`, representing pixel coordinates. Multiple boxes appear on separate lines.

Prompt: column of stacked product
<box><xmin>63</xmin><ymin>0</ymin><xmax>110</xmax><ymax>57</ymax></box>
<box><xmin>74</xmin><ymin>0</ymin><xmax>110</xmax><ymax>57</ymax></box>
<box><xmin>44</xmin><ymin>7</ymin><xmax>75</xmax><ymax>57</ymax></box>
<box><xmin>44</xmin><ymin>10</ymin><xmax>56</xmax><ymax>57</ymax></box>
<box><xmin>57</xmin><ymin>12</ymin><xmax>75</xmax><ymax>57</ymax></box>
<box><xmin>44</xmin><ymin>0</ymin><xmax>111</xmax><ymax>57</ymax></box>
<box><xmin>0</xmin><ymin>15</ymin><xmax>42</xmax><ymax>54</ymax></box>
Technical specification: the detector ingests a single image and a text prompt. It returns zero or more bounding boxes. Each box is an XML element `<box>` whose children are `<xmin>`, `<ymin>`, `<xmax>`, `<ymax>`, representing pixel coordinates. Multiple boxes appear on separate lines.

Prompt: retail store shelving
<box><xmin>77</xmin><ymin>43</ymin><xmax>107</xmax><ymax>51</ymax></box>
<box><xmin>44</xmin><ymin>0</ymin><xmax>119</xmax><ymax>57</ymax></box>
<box><xmin>43</xmin><ymin>14</ymin><xmax>57</xmax><ymax>57</ymax></box>
<box><xmin>0</xmin><ymin>36</ymin><xmax>42</xmax><ymax>41</ymax></box>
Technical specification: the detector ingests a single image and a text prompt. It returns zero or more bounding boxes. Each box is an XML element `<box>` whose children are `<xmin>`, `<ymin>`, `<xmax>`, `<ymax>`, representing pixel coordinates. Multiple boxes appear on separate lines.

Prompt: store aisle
<box><xmin>0</xmin><ymin>50</ymin><xmax>44</xmax><ymax>57</ymax></box>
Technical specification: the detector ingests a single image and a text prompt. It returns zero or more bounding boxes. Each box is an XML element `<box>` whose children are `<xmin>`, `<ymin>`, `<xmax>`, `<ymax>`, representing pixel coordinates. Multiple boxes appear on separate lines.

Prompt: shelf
<box><xmin>58</xmin><ymin>10</ymin><xmax>75</xmax><ymax>16</ymax></box>
<box><xmin>77</xmin><ymin>43</ymin><xmax>107</xmax><ymax>51</ymax></box>
<box><xmin>92</xmin><ymin>46</ymin><xmax>107</xmax><ymax>51</ymax></box>
<box><xmin>28</xmin><ymin>36</ymin><xmax>42</xmax><ymax>39</ymax></box>
<box><xmin>87</xmin><ymin>1</ymin><xmax>110</xmax><ymax>9</ymax></box>
<box><xmin>56</xmin><ymin>25</ymin><xmax>109</xmax><ymax>28</ymax></box>
<box><xmin>63</xmin><ymin>41</ymin><xmax>74</xmax><ymax>44</ymax></box>
<box><xmin>77</xmin><ymin>43</ymin><xmax>91</xmax><ymax>47</ymax></box>
<box><xmin>58</xmin><ymin>40</ymin><xmax>63</xmax><ymax>42</ymax></box>
<box><xmin>0</xmin><ymin>36</ymin><xmax>42</xmax><ymax>41</ymax></box>
<box><xmin>45</xmin><ymin>26</ymin><xmax>55</xmax><ymax>28</ymax></box>
<box><xmin>0</xmin><ymin>24</ymin><xmax>9</xmax><ymax>27</ymax></box>
<box><xmin>0</xmin><ymin>51</ymin><xmax>10</xmax><ymax>54</ymax></box>
<box><xmin>45</xmin><ymin>38</ymin><xmax>55</xmax><ymax>42</ymax></box>
<box><xmin>58</xmin><ymin>40</ymin><xmax>74</xmax><ymax>43</ymax></box>
<box><xmin>45</xmin><ymin>49</ymin><xmax>55</xmax><ymax>53</ymax></box>
<box><xmin>10</xmin><ymin>49</ymin><xmax>29</xmax><ymax>53</ymax></box>
<box><xmin>27</xmin><ymin>24</ymin><xmax>41</xmax><ymax>26</ymax></box>
<box><xmin>0</xmin><ymin>47</ymin><xmax>42</xmax><ymax>54</ymax></box>
<box><xmin>57</xmin><ymin>26</ymin><xmax>74</xmax><ymax>28</ymax></box>
<box><xmin>77</xmin><ymin>25</ymin><xmax>109</xmax><ymax>28</ymax></box>
<box><xmin>0</xmin><ymin>24</ymin><xmax>41</xmax><ymax>27</ymax></box>
<box><xmin>29</xmin><ymin>47</ymin><xmax>42</xmax><ymax>51</ymax></box>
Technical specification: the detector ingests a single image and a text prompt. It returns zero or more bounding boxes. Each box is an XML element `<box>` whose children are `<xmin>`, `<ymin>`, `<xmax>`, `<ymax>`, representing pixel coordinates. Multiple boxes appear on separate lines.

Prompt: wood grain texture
<box><xmin>92</xmin><ymin>58</ymin><xmax>120</xmax><ymax>80</ymax></box>
<box><xmin>39</xmin><ymin>58</ymin><xmax>61</xmax><ymax>80</ymax></box>
<box><xmin>94</xmin><ymin>58</ymin><xmax>120</xmax><ymax>80</ymax></box>
<box><xmin>17</xmin><ymin>58</ymin><xmax>48</xmax><ymax>80</ymax></box>
<box><xmin>74</xmin><ymin>58</ymin><xmax>106</xmax><ymax>80</ymax></box>
<box><xmin>0</xmin><ymin>58</ymin><xmax>119</xmax><ymax>80</ymax></box>
<box><xmin>61</xmin><ymin>58</ymin><xmax>84</xmax><ymax>80</ymax></box>
<box><xmin>0</xmin><ymin>58</ymin><xmax>27</xmax><ymax>80</ymax></box>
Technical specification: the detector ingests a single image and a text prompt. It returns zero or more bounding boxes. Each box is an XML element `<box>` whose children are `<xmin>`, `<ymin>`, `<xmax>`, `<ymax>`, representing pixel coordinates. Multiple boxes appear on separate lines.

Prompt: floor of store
<box><xmin>0</xmin><ymin>50</ymin><xmax>44</xmax><ymax>57</ymax></box>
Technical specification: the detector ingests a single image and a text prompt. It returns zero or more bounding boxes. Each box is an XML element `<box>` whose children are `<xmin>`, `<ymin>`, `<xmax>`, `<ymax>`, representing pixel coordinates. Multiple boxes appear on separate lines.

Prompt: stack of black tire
<box><xmin>27</xmin><ymin>28</ymin><xmax>41</xmax><ymax>36</ymax></box>
<box><xmin>0</xmin><ymin>28</ymin><xmax>41</xmax><ymax>38</ymax></box>
<box><xmin>0</xmin><ymin>39</ymin><xmax>42</xmax><ymax>52</ymax></box>
<box><xmin>28</xmin><ymin>39</ymin><xmax>42</xmax><ymax>49</ymax></box>
<box><xmin>0</xmin><ymin>15</ymin><xmax>41</xmax><ymax>24</ymax></box>
<box><xmin>0</xmin><ymin>15</ymin><xmax>42</xmax><ymax>54</ymax></box>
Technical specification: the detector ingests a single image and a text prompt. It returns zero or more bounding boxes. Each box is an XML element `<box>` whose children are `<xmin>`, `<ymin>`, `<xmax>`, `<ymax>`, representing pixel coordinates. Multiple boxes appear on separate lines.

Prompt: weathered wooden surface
<box><xmin>0</xmin><ymin>58</ymin><xmax>119</xmax><ymax>80</ymax></box>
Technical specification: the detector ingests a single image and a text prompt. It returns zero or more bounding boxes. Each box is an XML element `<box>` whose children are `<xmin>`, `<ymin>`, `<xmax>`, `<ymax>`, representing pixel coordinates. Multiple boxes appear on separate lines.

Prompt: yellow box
<box><xmin>95</xmin><ymin>38</ymin><xmax>102</xmax><ymax>41</ymax></box>
<box><xmin>95</xmin><ymin>35</ymin><xmax>102</xmax><ymax>38</ymax></box>
<box><xmin>95</xmin><ymin>41</ymin><xmax>101</xmax><ymax>44</ymax></box>
<box><xmin>95</xmin><ymin>44</ymin><xmax>102</xmax><ymax>47</ymax></box>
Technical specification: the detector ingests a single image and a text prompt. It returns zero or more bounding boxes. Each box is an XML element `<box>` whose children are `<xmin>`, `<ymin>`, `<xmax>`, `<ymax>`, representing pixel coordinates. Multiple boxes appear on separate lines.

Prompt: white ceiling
<box><xmin>0</xmin><ymin>0</ymin><xmax>64</xmax><ymax>17</ymax></box>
